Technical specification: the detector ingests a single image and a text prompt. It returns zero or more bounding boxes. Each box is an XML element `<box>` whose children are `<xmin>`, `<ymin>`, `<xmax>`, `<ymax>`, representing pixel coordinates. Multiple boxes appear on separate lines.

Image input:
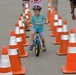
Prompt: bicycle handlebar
<box><xmin>30</xmin><ymin>21</ymin><xmax>48</xmax><ymax>25</ymax></box>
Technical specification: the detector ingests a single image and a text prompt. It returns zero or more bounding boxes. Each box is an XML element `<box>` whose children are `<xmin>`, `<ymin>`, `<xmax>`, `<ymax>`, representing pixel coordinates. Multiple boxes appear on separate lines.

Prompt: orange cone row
<box><xmin>1</xmin><ymin>0</ymin><xmax>76</xmax><ymax>75</ymax></box>
<box><xmin>15</xmin><ymin>22</ymin><xmax>28</xmax><ymax>58</ymax></box>
<box><xmin>47</xmin><ymin>1</ymin><xmax>76</xmax><ymax>74</ymax></box>
<box><xmin>53</xmin><ymin>15</ymin><xmax>63</xmax><ymax>45</ymax></box>
<box><xmin>50</xmin><ymin>11</ymin><xmax>58</xmax><ymax>37</ymax></box>
<box><xmin>0</xmin><ymin>1</ymin><xmax>31</xmax><ymax>74</ymax></box>
<box><xmin>9</xmin><ymin>30</ymin><xmax>26</xmax><ymax>75</ymax></box>
<box><xmin>56</xmin><ymin>20</ymin><xmax>69</xmax><ymax>55</ymax></box>
<box><xmin>62</xmin><ymin>28</ymin><xmax>76</xmax><ymax>73</ymax></box>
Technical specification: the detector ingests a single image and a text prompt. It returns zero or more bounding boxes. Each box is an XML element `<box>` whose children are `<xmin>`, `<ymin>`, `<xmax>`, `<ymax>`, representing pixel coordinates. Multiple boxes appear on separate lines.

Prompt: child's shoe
<box><xmin>42</xmin><ymin>45</ymin><xmax>46</xmax><ymax>51</ymax></box>
<box><xmin>29</xmin><ymin>44</ymin><xmax>34</xmax><ymax>51</ymax></box>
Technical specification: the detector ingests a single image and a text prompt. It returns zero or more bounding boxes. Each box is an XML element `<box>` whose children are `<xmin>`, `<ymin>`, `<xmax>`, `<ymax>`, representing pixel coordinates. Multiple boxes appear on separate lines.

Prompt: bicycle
<box><xmin>30</xmin><ymin>21</ymin><xmax>48</xmax><ymax>56</ymax></box>
<box><xmin>33</xmin><ymin>31</ymin><xmax>46</xmax><ymax>57</ymax></box>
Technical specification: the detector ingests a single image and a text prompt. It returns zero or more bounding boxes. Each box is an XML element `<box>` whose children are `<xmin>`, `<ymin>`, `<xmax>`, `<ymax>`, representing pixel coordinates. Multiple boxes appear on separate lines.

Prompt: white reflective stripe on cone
<box><xmin>69</xmin><ymin>34</ymin><xmax>76</xmax><ymax>43</ymax></box>
<box><xmin>58</xmin><ymin>19</ymin><xmax>63</xmax><ymax>25</ymax></box>
<box><xmin>25</xmin><ymin>10</ymin><xmax>28</xmax><ymax>14</ymax></box>
<box><xmin>68</xmin><ymin>47</ymin><xmax>76</xmax><ymax>53</ymax></box>
<box><xmin>62</xmin><ymin>25</ymin><xmax>68</xmax><ymax>32</ymax></box>
<box><xmin>9</xmin><ymin>49</ymin><xmax>18</xmax><ymax>55</ymax></box>
<box><xmin>26</xmin><ymin>4</ymin><xmax>28</xmax><ymax>8</ymax></box>
<box><xmin>16</xmin><ymin>37</ymin><xmax>22</xmax><ymax>42</ymax></box>
<box><xmin>54</xmin><ymin>15</ymin><xmax>58</xmax><ymax>20</ymax></box>
<box><xmin>19</xmin><ymin>21</ymin><xmax>22</xmax><ymax>27</ymax></box>
<box><xmin>26</xmin><ymin>16</ymin><xmax>29</xmax><ymax>19</ymax></box>
<box><xmin>54</xmin><ymin>22</ymin><xmax>58</xmax><ymax>26</ymax></box>
<box><xmin>0</xmin><ymin>72</ymin><xmax>13</xmax><ymax>75</ymax></box>
<box><xmin>48</xmin><ymin>8</ymin><xmax>51</xmax><ymax>10</ymax></box>
<box><xmin>20</xmin><ymin>29</ymin><xmax>24</xmax><ymax>34</ymax></box>
<box><xmin>48</xmin><ymin>3</ymin><xmax>51</xmax><ymax>6</ymax></box>
<box><xmin>0</xmin><ymin>55</ymin><xmax>11</xmax><ymax>67</ymax></box>
<box><xmin>15</xmin><ymin>27</ymin><xmax>20</xmax><ymax>34</ymax></box>
<box><xmin>21</xmin><ymin>17</ymin><xmax>23</xmax><ymax>21</ymax></box>
<box><xmin>23</xmin><ymin>12</ymin><xmax>25</xmax><ymax>17</ymax></box>
<box><xmin>27</xmin><ymin>8</ymin><xmax>29</xmax><ymax>11</ymax></box>
<box><xmin>10</xmin><ymin>36</ymin><xmax>17</xmax><ymax>45</ymax></box>
<box><xmin>50</xmin><ymin>9</ymin><xmax>52</xmax><ymax>13</ymax></box>
<box><xmin>61</xmin><ymin>35</ymin><xmax>69</xmax><ymax>40</ymax></box>
<box><xmin>22</xmin><ymin>23</ymin><xmax>25</xmax><ymax>27</ymax></box>
<box><xmin>57</xmin><ymin>28</ymin><xmax>62</xmax><ymax>32</ymax></box>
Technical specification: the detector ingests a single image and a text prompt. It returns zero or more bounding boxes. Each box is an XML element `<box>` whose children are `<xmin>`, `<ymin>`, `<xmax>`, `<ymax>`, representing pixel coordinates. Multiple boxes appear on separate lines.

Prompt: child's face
<box><xmin>33</xmin><ymin>10</ymin><xmax>40</xmax><ymax>16</ymax></box>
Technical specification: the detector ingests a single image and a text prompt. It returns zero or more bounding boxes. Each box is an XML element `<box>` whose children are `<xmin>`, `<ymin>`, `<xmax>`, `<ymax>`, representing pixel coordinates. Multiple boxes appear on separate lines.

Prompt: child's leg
<box><xmin>39</xmin><ymin>32</ymin><xmax>46</xmax><ymax>46</ymax></box>
<box><xmin>30</xmin><ymin>30</ymin><xmax>36</xmax><ymax>45</ymax></box>
<box><xmin>41</xmin><ymin>32</ymin><xmax>46</xmax><ymax>51</ymax></box>
<box><xmin>41</xmin><ymin>36</ymin><xmax>45</xmax><ymax>46</ymax></box>
<box><xmin>29</xmin><ymin>30</ymin><xmax>36</xmax><ymax>50</ymax></box>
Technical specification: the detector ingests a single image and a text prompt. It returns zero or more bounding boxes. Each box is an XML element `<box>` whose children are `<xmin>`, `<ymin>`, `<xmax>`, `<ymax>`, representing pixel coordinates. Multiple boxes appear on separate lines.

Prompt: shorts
<box><xmin>32</xmin><ymin>28</ymin><xmax>45</xmax><ymax>37</ymax></box>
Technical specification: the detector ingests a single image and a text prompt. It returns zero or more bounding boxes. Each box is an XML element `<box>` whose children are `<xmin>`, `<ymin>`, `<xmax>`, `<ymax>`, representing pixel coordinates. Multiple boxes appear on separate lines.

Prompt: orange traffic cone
<box><xmin>22</xmin><ymin>21</ymin><xmax>26</xmax><ymax>32</ymax></box>
<box><xmin>48</xmin><ymin>0</ymin><xmax>51</xmax><ymax>7</ymax></box>
<box><xmin>25</xmin><ymin>1</ymin><xmax>31</xmax><ymax>27</ymax></box>
<box><xmin>18</xmin><ymin>17</ymin><xmax>23</xmax><ymax>27</ymax></box>
<box><xmin>62</xmin><ymin>28</ymin><xmax>76</xmax><ymax>74</ymax></box>
<box><xmin>0</xmin><ymin>46</ymin><xmax>13</xmax><ymax>75</ymax></box>
<box><xmin>25</xmin><ymin>8</ymin><xmax>31</xmax><ymax>27</ymax></box>
<box><xmin>18</xmin><ymin>17</ymin><xmax>29</xmax><ymax>46</ymax></box>
<box><xmin>25</xmin><ymin>8</ymin><xmax>28</xmax><ymax>15</ymax></box>
<box><xmin>56</xmin><ymin>20</ymin><xmax>69</xmax><ymax>55</ymax></box>
<box><xmin>53</xmin><ymin>15</ymin><xmax>63</xmax><ymax>45</ymax></box>
<box><xmin>9</xmin><ymin>30</ymin><xmax>26</xmax><ymax>75</ymax></box>
<box><xmin>20</xmin><ymin>26</ymin><xmax>29</xmax><ymax>46</ymax></box>
<box><xmin>47</xmin><ymin>0</ymin><xmax>51</xmax><ymax>26</ymax></box>
<box><xmin>20</xmin><ymin>16</ymin><xmax>26</xmax><ymax>32</ymax></box>
<box><xmin>21</xmin><ymin>15</ymin><xmax>24</xmax><ymax>22</ymax></box>
<box><xmin>15</xmin><ymin>22</ymin><xmax>28</xmax><ymax>58</ymax></box>
<box><xmin>50</xmin><ymin>11</ymin><xmax>58</xmax><ymax>37</ymax></box>
<box><xmin>18</xmin><ymin>17</ymin><xmax>27</xmax><ymax>36</ymax></box>
<box><xmin>47</xmin><ymin>6</ymin><xmax>51</xmax><ymax>26</ymax></box>
<box><xmin>27</xmin><ymin>8</ymin><xmax>31</xmax><ymax>20</ymax></box>
<box><xmin>18</xmin><ymin>16</ymin><xmax>27</xmax><ymax>30</ymax></box>
<box><xmin>25</xmin><ymin>1</ymin><xmax>29</xmax><ymax>8</ymax></box>
<box><xmin>49</xmin><ymin>6</ymin><xmax>55</xmax><ymax>30</ymax></box>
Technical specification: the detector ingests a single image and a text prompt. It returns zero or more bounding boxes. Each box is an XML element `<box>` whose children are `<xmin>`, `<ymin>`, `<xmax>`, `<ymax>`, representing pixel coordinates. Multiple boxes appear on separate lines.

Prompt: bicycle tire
<box><xmin>35</xmin><ymin>41</ymin><xmax>40</xmax><ymax>57</ymax></box>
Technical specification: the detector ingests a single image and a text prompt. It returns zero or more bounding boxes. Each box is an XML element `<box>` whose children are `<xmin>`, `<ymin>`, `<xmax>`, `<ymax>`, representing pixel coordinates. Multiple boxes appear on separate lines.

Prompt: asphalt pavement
<box><xmin>0</xmin><ymin>0</ymin><xmax>76</xmax><ymax>75</ymax></box>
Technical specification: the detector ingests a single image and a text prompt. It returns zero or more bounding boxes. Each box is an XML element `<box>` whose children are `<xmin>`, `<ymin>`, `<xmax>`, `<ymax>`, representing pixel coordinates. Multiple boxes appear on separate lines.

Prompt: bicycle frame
<box><xmin>34</xmin><ymin>33</ymin><xmax>41</xmax><ymax>48</ymax></box>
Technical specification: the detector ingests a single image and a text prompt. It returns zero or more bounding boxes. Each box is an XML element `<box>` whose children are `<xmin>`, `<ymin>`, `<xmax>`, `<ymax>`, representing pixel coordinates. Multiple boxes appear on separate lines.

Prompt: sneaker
<box><xmin>42</xmin><ymin>45</ymin><xmax>46</xmax><ymax>51</ymax></box>
<box><xmin>29</xmin><ymin>45</ymin><xmax>34</xmax><ymax>51</ymax></box>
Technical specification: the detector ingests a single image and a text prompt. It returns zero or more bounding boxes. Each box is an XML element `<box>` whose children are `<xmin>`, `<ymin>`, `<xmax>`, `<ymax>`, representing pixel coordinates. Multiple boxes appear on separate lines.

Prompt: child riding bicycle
<box><xmin>29</xmin><ymin>3</ymin><xmax>48</xmax><ymax>51</ymax></box>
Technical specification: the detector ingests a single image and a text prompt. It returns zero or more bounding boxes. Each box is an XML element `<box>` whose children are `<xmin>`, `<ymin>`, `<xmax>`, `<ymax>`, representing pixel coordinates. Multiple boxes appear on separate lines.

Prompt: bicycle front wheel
<box><xmin>35</xmin><ymin>41</ymin><xmax>40</xmax><ymax>57</ymax></box>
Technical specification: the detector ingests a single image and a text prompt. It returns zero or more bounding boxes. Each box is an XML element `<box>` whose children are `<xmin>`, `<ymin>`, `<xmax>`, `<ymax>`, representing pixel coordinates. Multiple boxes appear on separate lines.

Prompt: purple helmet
<box><xmin>32</xmin><ymin>3</ymin><xmax>42</xmax><ymax>10</ymax></box>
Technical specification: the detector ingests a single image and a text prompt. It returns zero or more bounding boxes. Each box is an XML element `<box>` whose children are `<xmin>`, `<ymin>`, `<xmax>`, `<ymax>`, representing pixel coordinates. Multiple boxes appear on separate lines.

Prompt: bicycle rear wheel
<box><xmin>35</xmin><ymin>41</ymin><xmax>40</xmax><ymax>57</ymax></box>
